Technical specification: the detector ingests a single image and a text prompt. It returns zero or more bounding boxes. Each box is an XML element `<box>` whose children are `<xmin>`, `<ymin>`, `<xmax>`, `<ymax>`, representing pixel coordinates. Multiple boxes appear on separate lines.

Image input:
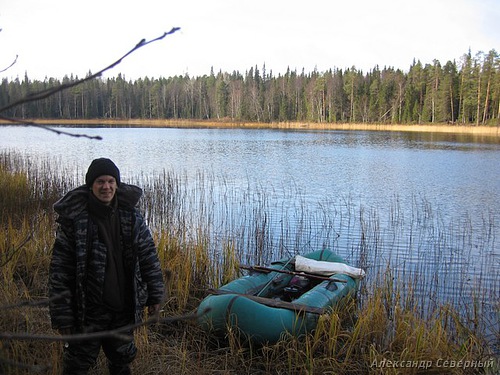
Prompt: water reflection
<box><xmin>1</xmin><ymin>125</ymin><xmax>499</xmax><ymax>342</ymax></box>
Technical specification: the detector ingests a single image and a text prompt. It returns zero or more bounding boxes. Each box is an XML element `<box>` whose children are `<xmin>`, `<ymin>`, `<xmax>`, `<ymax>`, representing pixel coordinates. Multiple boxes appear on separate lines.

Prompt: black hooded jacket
<box><xmin>49</xmin><ymin>183</ymin><xmax>164</xmax><ymax>330</ymax></box>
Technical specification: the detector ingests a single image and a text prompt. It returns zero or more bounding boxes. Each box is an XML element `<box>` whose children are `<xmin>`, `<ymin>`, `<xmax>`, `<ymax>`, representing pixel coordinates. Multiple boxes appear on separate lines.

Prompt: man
<box><xmin>49</xmin><ymin>158</ymin><xmax>165</xmax><ymax>375</ymax></box>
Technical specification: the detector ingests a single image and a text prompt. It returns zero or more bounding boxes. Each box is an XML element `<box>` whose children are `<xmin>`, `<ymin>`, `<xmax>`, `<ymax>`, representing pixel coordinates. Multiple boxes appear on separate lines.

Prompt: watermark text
<box><xmin>371</xmin><ymin>358</ymin><xmax>496</xmax><ymax>370</ymax></box>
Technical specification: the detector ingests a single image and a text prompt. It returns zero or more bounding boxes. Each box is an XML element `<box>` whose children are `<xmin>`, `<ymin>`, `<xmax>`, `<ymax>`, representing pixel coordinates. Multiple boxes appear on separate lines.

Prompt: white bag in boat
<box><xmin>294</xmin><ymin>255</ymin><xmax>366</xmax><ymax>279</ymax></box>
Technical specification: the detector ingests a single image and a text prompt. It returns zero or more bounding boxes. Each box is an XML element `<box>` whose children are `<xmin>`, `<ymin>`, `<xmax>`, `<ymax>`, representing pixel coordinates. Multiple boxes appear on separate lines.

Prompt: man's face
<box><xmin>91</xmin><ymin>175</ymin><xmax>117</xmax><ymax>205</ymax></box>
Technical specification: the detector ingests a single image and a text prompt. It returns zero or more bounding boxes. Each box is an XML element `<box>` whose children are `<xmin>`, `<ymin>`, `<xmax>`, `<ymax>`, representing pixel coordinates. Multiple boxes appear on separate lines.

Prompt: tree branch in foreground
<box><xmin>0</xmin><ymin>118</ymin><xmax>105</xmax><ymax>140</ymax></box>
<box><xmin>0</xmin><ymin>308</ymin><xmax>208</xmax><ymax>343</ymax></box>
<box><xmin>0</xmin><ymin>27</ymin><xmax>181</xmax><ymax>139</ymax></box>
<box><xmin>0</xmin><ymin>308</ymin><xmax>208</xmax><ymax>374</ymax></box>
<box><xmin>0</xmin><ymin>54</ymin><xmax>18</xmax><ymax>73</ymax></box>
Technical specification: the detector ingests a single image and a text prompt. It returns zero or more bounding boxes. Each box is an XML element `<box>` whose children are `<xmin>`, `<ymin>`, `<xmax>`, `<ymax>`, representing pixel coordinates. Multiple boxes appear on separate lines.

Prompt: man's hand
<box><xmin>147</xmin><ymin>304</ymin><xmax>161</xmax><ymax>317</ymax></box>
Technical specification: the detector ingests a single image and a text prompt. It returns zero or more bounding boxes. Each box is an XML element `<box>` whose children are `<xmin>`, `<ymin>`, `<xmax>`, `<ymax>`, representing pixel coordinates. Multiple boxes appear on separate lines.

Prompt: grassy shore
<box><xmin>0</xmin><ymin>151</ymin><xmax>498</xmax><ymax>374</ymax></box>
<box><xmin>1</xmin><ymin>118</ymin><xmax>499</xmax><ymax>137</ymax></box>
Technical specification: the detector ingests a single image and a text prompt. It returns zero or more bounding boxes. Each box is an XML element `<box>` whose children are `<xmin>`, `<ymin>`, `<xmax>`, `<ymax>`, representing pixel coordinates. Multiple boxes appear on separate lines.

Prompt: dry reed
<box><xmin>0</xmin><ymin>151</ymin><xmax>498</xmax><ymax>374</ymax></box>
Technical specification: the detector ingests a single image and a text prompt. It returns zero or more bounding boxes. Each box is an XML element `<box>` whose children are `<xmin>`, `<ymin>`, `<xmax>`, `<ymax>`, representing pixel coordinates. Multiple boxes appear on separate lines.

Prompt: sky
<box><xmin>1</xmin><ymin>0</ymin><xmax>499</xmax><ymax>81</ymax></box>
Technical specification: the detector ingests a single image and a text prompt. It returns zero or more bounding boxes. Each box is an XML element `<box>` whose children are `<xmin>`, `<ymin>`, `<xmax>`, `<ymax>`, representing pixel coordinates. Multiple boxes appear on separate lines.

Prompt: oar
<box><xmin>254</xmin><ymin>256</ymin><xmax>295</xmax><ymax>297</ymax></box>
<box><xmin>207</xmin><ymin>288</ymin><xmax>326</xmax><ymax>315</ymax></box>
<box><xmin>241</xmin><ymin>264</ymin><xmax>348</xmax><ymax>283</ymax></box>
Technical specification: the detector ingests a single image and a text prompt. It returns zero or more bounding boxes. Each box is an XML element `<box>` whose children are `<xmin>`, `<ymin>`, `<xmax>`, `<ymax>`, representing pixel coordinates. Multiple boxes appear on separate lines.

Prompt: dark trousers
<box><xmin>62</xmin><ymin>306</ymin><xmax>136</xmax><ymax>375</ymax></box>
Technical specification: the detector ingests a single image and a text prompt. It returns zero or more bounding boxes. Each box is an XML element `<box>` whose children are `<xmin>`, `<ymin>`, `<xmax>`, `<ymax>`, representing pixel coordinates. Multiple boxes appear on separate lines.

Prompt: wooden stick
<box><xmin>207</xmin><ymin>288</ymin><xmax>326</xmax><ymax>315</ymax></box>
<box><xmin>240</xmin><ymin>265</ymin><xmax>348</xmax><ymax>283</ymax></box>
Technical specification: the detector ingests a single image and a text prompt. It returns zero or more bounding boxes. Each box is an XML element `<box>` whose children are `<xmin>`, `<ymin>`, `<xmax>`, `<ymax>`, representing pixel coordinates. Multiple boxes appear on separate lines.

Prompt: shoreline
<box><xmin>1</xmin><ymin>118</ymin><xmax>499</xmax><ymax>137</ymax></box>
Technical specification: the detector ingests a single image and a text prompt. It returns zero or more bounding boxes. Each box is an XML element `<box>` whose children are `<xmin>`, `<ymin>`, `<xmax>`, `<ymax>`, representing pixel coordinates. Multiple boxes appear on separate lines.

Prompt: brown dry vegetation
<box><xmin>1</xmin><ymin>119</ymin><xmax>499</xmax><ymax>137</ymax></box>
<box><xmin>0</xmin><ymin>151</ymin><xmax>498</xmax><ymax>374</ymax></box>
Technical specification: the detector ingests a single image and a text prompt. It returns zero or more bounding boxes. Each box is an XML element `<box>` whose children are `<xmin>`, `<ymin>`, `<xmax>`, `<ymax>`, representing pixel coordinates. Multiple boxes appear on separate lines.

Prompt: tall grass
<box><xmin>0</xmin><ymin>151</ymin><xmax>498</xmax><ymax>374</ymax></box>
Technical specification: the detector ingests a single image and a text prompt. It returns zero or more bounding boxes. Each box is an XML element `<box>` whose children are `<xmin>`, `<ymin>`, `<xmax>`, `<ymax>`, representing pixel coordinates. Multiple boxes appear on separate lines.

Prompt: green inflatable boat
<box><xmin>197</xmin><ymin>249</ymin><xmax>365</xmax><ymax>344</ymax></box>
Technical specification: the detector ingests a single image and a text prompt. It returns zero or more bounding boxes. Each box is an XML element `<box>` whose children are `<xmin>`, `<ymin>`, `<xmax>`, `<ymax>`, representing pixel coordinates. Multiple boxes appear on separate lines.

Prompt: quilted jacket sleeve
<box><xmin>49</xmin><ymin>219</ymin><xmax>77</xmax><ymax>330</ymax></box>
<box><xmin>135</xmin><ymin>212</ymin><xmax>165</xmax><ymax>306</ymax></box>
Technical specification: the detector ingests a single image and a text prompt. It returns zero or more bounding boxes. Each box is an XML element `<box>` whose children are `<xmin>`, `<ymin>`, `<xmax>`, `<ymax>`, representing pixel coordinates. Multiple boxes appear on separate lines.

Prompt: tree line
<box><xmin>1</xmin><ymin>49</ymin><xmax>499</xmax><ymax>125</ymax></box>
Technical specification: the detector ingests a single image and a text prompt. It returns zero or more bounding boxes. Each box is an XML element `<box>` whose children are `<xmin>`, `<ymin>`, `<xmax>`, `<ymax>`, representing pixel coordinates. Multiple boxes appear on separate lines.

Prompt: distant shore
<box><xmin>1</xmin><ymin>118</ymin><xmax>499</xmax><ymax>137</ymax></box>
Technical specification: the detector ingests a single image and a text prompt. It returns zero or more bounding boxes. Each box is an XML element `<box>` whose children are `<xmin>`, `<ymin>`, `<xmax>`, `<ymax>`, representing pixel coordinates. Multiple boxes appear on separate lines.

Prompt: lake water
<box><xmin>1</xmin><ymin>125</ymin><xmax>499</xmax><ymax>343</ymax></box>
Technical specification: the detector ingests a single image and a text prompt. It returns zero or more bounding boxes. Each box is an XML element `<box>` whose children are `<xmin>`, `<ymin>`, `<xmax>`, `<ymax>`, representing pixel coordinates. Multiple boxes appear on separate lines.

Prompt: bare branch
<box><xmin>0</xmin><ymin>28</ymin><xmax>180</xmax><ymax>114</ymax></box>
<box><xmin>0</xmin><ymin>309</ymin><xmax>207</xmax><ymax>343</ymax></box>
<box><xmin>0</xmin><ymin>54</ymin><xmax>18</xmax><ymax>73</ymax></box>
<box><xmin>0</xmin><ymin>116</ymin><xmax>103</xmax><ymax>140</ymax></box>
<box><xmin>0</xmin><ymin>307</ymin><xmax>208</xmax><ymax>374</ymax></box>
<box><xmin>0</xmin><ymin>27</ymin><xmax>181</xmax><ymax>138</ymax></box>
